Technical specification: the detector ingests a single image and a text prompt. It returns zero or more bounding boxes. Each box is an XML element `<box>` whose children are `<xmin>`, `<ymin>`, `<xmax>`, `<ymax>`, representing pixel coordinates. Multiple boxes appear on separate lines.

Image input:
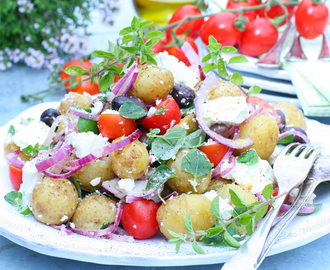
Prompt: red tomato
<box><xmin>200</xmin><ymin>13</ymin><xmax>243</xmax><ymax>46</ymax></box>
<box><xmin>166</xmin><ymin>5</ymin><xmax>204</xmax><ymax>40</ymax></box>
<box><xmin>227</xmin><ymin>2</ymin><xmax>257</xmax><ymax>23</ymax></box>
<box><xmin>139</xmin><ymin>97</ymin><xmax>181</xmax><ymax>135</ymax></box>
<box><xmin>121</xmin><ymin>200</ymin><xmax>160</xmax><ymax>240</ymax></box>
<box><xmin>258</xmin><ymin>0</ymin><xmax>295</xmax><ymax>27</ymax></box>
<box><xmin>98</xmin><ymin>113</ymin><xmax>137</xmax><ymax>140</ymax></box>
<box><xmin>151</xmin><ymin>39</ymin><xmax>168</xmax><ymax>54</ymax></box>
<box><xmin>198</xmin><ymin>143</ymin><xmax>230</xmax><ymax>167</ymax></box>
<box><xmin>247</xmin><ymin>96</ymin><xmax>281</xmax><ymax>125</ymax></box>
<box><xmin>226</xmin><ymin>0</ymin><xmax>261</xmax><ymax>7</ymax></box>
<box><xmin>9</xmin><ymin>164</ymin><xmax>23</xmax><ymax>190</ymax></box>
<box><xmin>166</xmin><ymin>36</ymin><xmax>198</xmax><ymax>66</ymax></box>
<box><xmin>295</xmin><ymin>0</ymin><xmax>329</xmax><ymax>40</ymax></box>
<box><xmin>61</xmin><ymin>60</ymin><xmax>100</xmax><ymax>95</ymax></box>
<box><xmin>238</xmin><ymin>18</ymin><xmax>278</xmax><ymax>57</ymax></box>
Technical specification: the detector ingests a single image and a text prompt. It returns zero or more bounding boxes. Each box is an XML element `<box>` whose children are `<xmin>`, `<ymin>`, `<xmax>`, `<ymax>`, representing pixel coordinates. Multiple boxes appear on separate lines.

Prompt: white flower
<box><xmin>25</xmin><ymin>36</ymin><xmax>31</xmax><ymax>42</ymax></box>
<box><xmin>33</xmin><ymin>23</ymin><xmax>39</xmax><ymax>29</ymax></box>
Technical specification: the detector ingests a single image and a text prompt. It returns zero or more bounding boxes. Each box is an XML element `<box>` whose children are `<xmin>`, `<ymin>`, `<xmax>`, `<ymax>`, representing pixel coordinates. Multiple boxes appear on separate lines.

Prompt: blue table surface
<box><xmin>1</xmin><ymin>1</ymin><xmax>330</xmax><ymax>269</ymax></box>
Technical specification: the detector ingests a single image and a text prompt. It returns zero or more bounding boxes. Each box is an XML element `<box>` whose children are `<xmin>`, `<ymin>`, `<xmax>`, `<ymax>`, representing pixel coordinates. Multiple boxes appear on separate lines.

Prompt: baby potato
<box><xmin>205</xmin><ymin>178</ymin><xmax>232</xmax><ymax>192</ymax></box>
<box><xmin>206</xmin><ymin>80</ymin><xmax>248</xmax><ymax>101</ymax></box>
<box><xmin>174</xmin><ymin>113</ymin><xmax>198</xmax><ymax>134</ymax></box>
<box><xmin>217</xmin><ymin>183</ymin><xmax>257</xmax><ymax>205</ymax></box>
<box><xmin>31</xmin><ymin>177</ymin><xmax>78</xmax><ymax>225</ymax></box>
<box><xmin>128</xmin><ymin>65</ymin><xmax>174</xmax><ymax>104</ymax></box>
<box><xmin>71</xmin><ymin>193</ymin><xmax>117</xmax><ymax>230</ymax></box>
<box><xmin>273</xmin><ymin>102</ymin><xmax>307</xmax><ymax>130</ymax></box>
<box><xmin>109</xmin><ymin>139</ymin><xmax>149</xmax><ymax>180</ymax></box>
<box><xmin>73</xmin><ymin>159</ymin><xmax>116</xmax><ymax>190</ymax></box>
<box><xmin>233</xmin><ymin>114</ymin><xmax>279</xmax><ymax>160</ymax></box>
<box><xmin>3</xmin><ymin>142</ymin><xmax>30</xmax><ymax>163</ymax></box>
<box><xmin>166</xmin><ymin>149</ymin><xmax>211</xmax><ymax>194</ymax></box>
<box><xmin>157</xmin><ymin>194</ymin><xmax>216</xmax><ymax>239</ymax></box>
<box><xmin>58</xmin><ymin>92</ymin><xmax>92</xmax><ymax>115</ymax></box>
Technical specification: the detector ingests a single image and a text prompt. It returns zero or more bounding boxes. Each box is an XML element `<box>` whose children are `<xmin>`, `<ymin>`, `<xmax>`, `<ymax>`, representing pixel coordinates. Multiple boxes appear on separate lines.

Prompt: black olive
<box><xmin>276</xmin><ymin>109</ymin><xmax>286</xmax><ymax>132</ymax></box>
<box><xmin>282</xmin><ymin>126</ymin><xmax>307</xmax><ymax>143</ymax></box>
<box><xmin>210</xmin><ymin>124</ymin><xmax>229</xmax><ymax>138</ymax></box>
<box><xmin>111</xmin><ymin>95</ymin><xmax>147</xmax><ymax>111</ymax></box>
<box><xmin>171</xmin><ymin>84</ymin><xmax>195</xmax><ymax>109</ymax></box>
<box><xmin>40</xmin><ymin>108</ymin><xmax>61</xmax><ymax>127</ymax></box>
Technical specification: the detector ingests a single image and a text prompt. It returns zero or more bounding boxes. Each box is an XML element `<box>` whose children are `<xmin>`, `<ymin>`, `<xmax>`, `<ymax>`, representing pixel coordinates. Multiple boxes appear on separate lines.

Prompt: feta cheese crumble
<box><xmin>203</xmin><ymin>190</ymin><xmax>234</xmax><ymax>221</ymax></box>
<box><xmin>118</xmin><ymin>178</ymin><xmax>135</xmax><ymax>192</ymax></box>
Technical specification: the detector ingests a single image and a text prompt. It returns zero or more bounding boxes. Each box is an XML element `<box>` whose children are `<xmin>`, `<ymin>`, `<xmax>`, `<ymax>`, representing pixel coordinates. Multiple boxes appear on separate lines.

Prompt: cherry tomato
<box><xmin>61</xmin><ymin>60</ymin><xmax>100</xmax><ymax>95</ymax></box>
<box><xmin>247</xmin><ymin>96</ymin><xmax>281</xmax><ymax>125</ymax></box>
<box><xmin>98</xmin><ymin>113</ymin><xmax>137</xmax><ymax>140</ymax></box>
<box><xmin>227</xmin><ymin>2</ymin><xmax>257</xmax><ymax>23</ymax></box>
<box><xmin>295</xmin><ymin>0</ymin><xmax>329</xmax><ymax>40</ymax></box>
<box><xmin>121</xmin><ymin>200</ymin><xmax>160</xmax><ymax>240</ymax></box>
<box><xmin>258</xmin><ymin>0</ymin><xmax>295</xmax><ymax>27</ymax></box>
<box><xmin>151</xmin><ymin>39</ymin><xmax>168</xmax><ymax>54</ymax></box>
<box><xmin>226</xmin><ymin>0</ymin><xmax>261</xmax><ymax>7</ymax></box>
<box><xmin>139</xmin><ymin>97</ymin><xmax>181</xmax><ymax>135</ymax></box>
<box><xmin>167</xmin><ymin>36</ymin><xmax>198</xmax><ymax>66</ymax></box>
<box><xmin>9</xmin><ymin>164</ymin><xmax>23</xmax><ymax>190</ymax></box>
<box><xmin>200</xmin><ymin>13</ymin><xmax>243</xmax><ymax>47</ymax></box>
<box><xmin>166</xmin><ymin>5</ymin><xmax>204</xmax><ymax>40</ymax></box>
<box><xmin>198</xmin><ymin>143</ymin><xmax>230</xmax><ymax>167</ymax></box>
<box><xmin>238</xmin><ymin>18</ymin><xmax>278</xmax><ymax>57</ymax></box>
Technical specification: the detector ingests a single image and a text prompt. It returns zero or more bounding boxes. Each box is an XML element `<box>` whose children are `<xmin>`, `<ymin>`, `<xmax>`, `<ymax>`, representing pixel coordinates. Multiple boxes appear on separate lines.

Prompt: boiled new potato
<box><xmin>128</xmin><ymin>65</ymin><xmax>174</xmax><ymax>104</ymax></box>
<box><xmin>156</xmin><ymin>194</ymin><xmax>216</xmax><ymax>239</ymax></box>
<box><xmin>109</xmin><ymin>139</ymin><xmax>149</xmax><ymax>180</ymax></box>
<box><xmin>233</xmin><ymin>114</ymin><xmax>279</xmax><ymax>160</ymax></box>
<box><xmin>273</xmin><ymin>102</ymin><xmax>306</xmax><ymax>130</ymax></box>
<box><xmin>174</xmin><ymin>113</ymin><xmax>199</xmax><ymax>134</ymax></box>
<box><xmin>205</xmin><ymin>178</ymin><xmax>232</xmax><ymax>192</ymax></box>
<box><xmin>31</xmin><ymin>177</ymin><xmax>78</xmax><ymax>225</ymax></box>
<box><xmin>58</xmin><ymin>92</ymin><xmax>92</xmax><ymax>115</ymax></box>
<box><xmin>206</xmin><ymin>80</ymin><xmax>248</xmax><ymax>101</ymax></box>
<box><xmin>3</xmin><ymin>142</ymin><xmax>30</xmax><ymax>163</ymax></box>
<box><xmin>166</xmin><ymin>149</ymin><xmax>211</xmax><ymax>194</ymax></box>
<box><xmin>73</xmin><ymin>159</ymin><xmax>116</xmax><ymax>190</ymax></box>
<box><xmin>71</xmin><ymin>194</ymin><xmax>117</xmax><ymax>230</ymax></box>
<box><xmin>217</xmin><ymin>183</ymin><xmax>257</xmax><ymax>205</ymax></box>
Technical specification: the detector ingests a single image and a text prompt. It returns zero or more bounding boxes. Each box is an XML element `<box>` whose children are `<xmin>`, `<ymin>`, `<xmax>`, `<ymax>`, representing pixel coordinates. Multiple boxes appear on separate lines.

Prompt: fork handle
<box><xmin>221</xmin><ymin>195</ymin><xmax>287</xmax><ymax>270</ymax></box>
<box><xmin>255</xmin><ymin>178</ymin><xmax>318</xmax><ymax>268</ymax></box>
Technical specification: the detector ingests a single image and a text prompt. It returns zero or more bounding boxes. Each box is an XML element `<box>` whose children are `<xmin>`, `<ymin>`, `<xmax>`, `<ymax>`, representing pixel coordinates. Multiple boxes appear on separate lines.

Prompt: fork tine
<box><xmin>305</xmin><ymin>147</ymin><xmax>323</xmax><ymax>160</ymax></box>
<box><xmin>278</xmin><ymin>143</ymin><xmax>300</xmax><ymax>157</ymax></box>
<box><xmin>296</xmin><ymin>145</ymin><xmax>313</xmax><ymax>158</ymax></box>
<box><xmin>289</xmin><ymin>144</ymin><xmax>308</xmax><ymax>156</ymax></box>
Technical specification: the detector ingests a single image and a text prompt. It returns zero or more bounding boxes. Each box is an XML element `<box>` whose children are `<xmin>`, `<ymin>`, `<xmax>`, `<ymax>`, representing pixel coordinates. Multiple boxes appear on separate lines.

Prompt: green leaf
<box><xmin>146</xmin><ymin>31</ymin><xmax>165</xmax><ymax>40</ymax></box>
<box><xmin>237</xmin><ymin>214</ymin><xmax>253</xmax><ymax>226</ymax></box>
<box><xmin>237</xmin><ymin>149</ymin><xmax>259</xmax><ymax>166</ymax></box>
<box><xmin>277</xmin><ymin>134</ymin><xmax>294</xmax><ymax>145</ymax></box>
<box><xmin>176</xmin><ymin>241</ymin><xmax>182</xmax><ymax>253</ymax></box>
<box><xmin>98</xmin><ymin>72</ymin><xmax>114</xmax><ymax>92</ymax></box>
<box><xmin>255</xmin><ymin>204</ymin><xmax>269</xmax><ymax>221</ymax></box>
<box><xmin>119</xmin><ymin>26</ymin><xmax>133</xmax><ymax>35</ymax></box>
<box><xmin>181</xmin><ymin>129</ymin><xmax>206</xmax><ymax>149</ymax></box>
<box><xmin>140</xmin><ymin>20</ymin><xmax>154</xmax><ymax>29</ymax></box>
<box><xmin>8</xmin><ymin>125</ymin><xmax>15</xmax><ymax>136</ymax></box>
<box><xmin>207</xmin><ymin>43</ymin><xmax>222</xmax><ymax>52</ymax></box>
<box><xmin>262</xmin><ymin>184</ymin><xmax>273</xmax><ymax>200</ymax></box>
<box><xmin>208</xmin><ymin>35</ymin><xmax>218</xmax><ymax>45</ymax></box>
<box><xmin>64</xmin><ymin>66</ymin><xmax>90</xmax><ymax>76</ymax></box>
<box><xmin>68</xmin><ymin>176</ymin><xmax>82</xmax><ymax>198</ymax></box>
<box><xmin>155</xmin><ymin>106</ymin><xmax>168</xmax><ymax>115</ymax></box>
<box><xmin>229</xmin><ymin>189</ymin><xmax>250</xmax><ymax>208</ymax></box>
<box><xmin>121</xmin><ymin>45</ymin><xmax>137</xmax><ymax>54</ymax></box>
<box><xmin>202</xmin><ymin>63</ymin><xmax>216</xmax><ymax>74</ymax></box>
<box><xmin>206</xmin><ymin>226</ymin><xmax>224</xmax><ymax>237</ymax></box>
<box><xmin>119</xmin><ymin>100</ymin><xmax>148</xmax><ymax>120</ymax></box>
<box><xmin>221</xmin><ymin>46</ymin><xmax>238</xmax><ymax>54</ymax></box>
<box><xmin>91</xmin><ymin>50</ymin><xmax>115</xmax><ymax>59</ymax></box>
<box><xmin>22</xmin><ymin>143</ymin><xmax>39</xmax><ymax>156</ymax></box>
<box><xmin>181</xmin><ymin>149</ymin><xmax>212</xmax><ymax>179</ymax></box>
<box><xmin>131</xmin><ymin>16</ymin><xmax>140</xmax><ymax>30</ymax></box>
<box><xmin>4</xmin><ymin>191</ymin><xmax>31</xmax><ymax>215</ymax></box>
<box><xmin>121</xmin><ymin>34</ymin><xmax>134</xmax><ymax>45</ymax></box>
<box><xmin>245</xmin><ymin>216</ymin><xmax>255</xmax><ymax>236</ymax></box>
<box><xmin>228</xmin><ymin>55</ymin><xmax>248</xmax><ymax>64</ymax></box>
<box><xmin>223</xmin><ymin>231</ymin><xmax>241</xmax><ymax>248</ymax></box>
<box><xmin>201</xmin><ymin>53</ymin><xmax>212</xmax><ymax>63</ymax></box>
<box><xmin>230</xmin><ymin>72</ymin><xmax>244</xmax><ymax>85</ymax></box>
<box><xmin>146</xmin><ymin>164</ymin><xmax>175</xmax><ymax>191</ymax></box>
<box><xmin>168</xmin><ymin>230</ymin><xmax>181</xmax><ymax>238</ymax></box>
<box><xmin>184</xmin><ymin>213</ymin><xmax>194</xmax><ymax>235</ymax></box>
<box><xmin>211</xmin><ymin>195</ymin><xmax>221</xmax><ymax>219</ymax></box>
<box><xmin>192</xmin><ymin>240</ymin><xmax>206</xmax><ymax>254</ymax></box>
<box><xmin>77</xmin><ymin>118</ymin><xmax>99</xmax><ymax>134</ymax></box>
<box><xmin>217</xmin><ymin>61</ymin><xmax>227</xmax><ymax>78</ymax></box>
<box><xmin>101</xmin><ymin>222</ymin><xmax>110</xmax><ymax>229</ymax></box>
<box><xmin>145</xmin><ymin>53</ymin><xmax>158</xmax><ymax>65</ymax></box>
<box><xmin>248</xmin><ymin>85</ymin><xmax>262</xmax><ymax>95</ymax></box>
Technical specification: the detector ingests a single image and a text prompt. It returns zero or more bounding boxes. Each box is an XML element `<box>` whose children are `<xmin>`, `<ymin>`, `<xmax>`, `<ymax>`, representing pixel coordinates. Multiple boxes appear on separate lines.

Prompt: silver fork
<box><xmin>221</xmin><ymin>143</ymin><xmax>322</xmax><ymax>270</ymax></box>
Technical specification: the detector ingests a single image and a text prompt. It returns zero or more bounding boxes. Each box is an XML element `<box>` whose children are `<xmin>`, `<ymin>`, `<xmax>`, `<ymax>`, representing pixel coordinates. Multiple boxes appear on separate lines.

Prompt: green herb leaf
<box><xmin>230</xmin><ymin>72</ymin><xmax>244</xmax><ymax>85</ymax></box>
<box><xmin>249</xmin><ymin>85</ymin><xmax>262</xmax><ymax>95</ymax></box>
<box><xmin>181</xmin><ymin>149</ymin><xmax>212</xmax><ymax>179</ymax></box>
<box><xmin>211</xmin><ymin>195</ymin><xmax>221</xmax><ymax>219</ymax></box>
<box><xmin>255</xmin><ymin>204</ymin><xmax>269</xmax><ymax>221</ymax></box>
<box><xmin>98</xmin><ymin>72</ymin><xmax>114</xmax><ymax>92</ymax></box>
<box><xmin>8</xmin><ymin>125</ymin><xmax>15</xmax><ymax>136</ymax></box>
<box><xmin>201</xmin><ymin>53</ymin><xmax>212</xmax><ymax>63</ymax></box>
<box><xmin>4</xmin><ymin>191</ymin><xmax>31</xmax><ymax>215</ymax></box>
<box><xmin>184</xmin><ymin>213</ymin><xmax>194</xmax><ymax>235</ymax></box>
<box><xmin>208</xmin><ymin>35</ymin><xmax>218</xmax><ymax>45</ymax></box>
<box><xmin>181</xmin><ymin>129</ymin><xmax>206</xmax><ymax>149</ymax></box>
<box><xmin>222</xmin><ymin>46</ymin><xmax>238</xmax><ymax>54</ymax></box>
<box><xmin>77</xmin><ymin>118</ymin><xmax>99</xmax><ymax>134</ymax></box>
<box><xmin>119</xmin><ymin>26</ymin><xmax>133</xmax><ymax>35</ymax></box>
<box><xmin>119</xmin><ymin>100</ymin><xmax>148</xmax><ymax>120</ymax></box>
<box><xmin>192</xmin><ymin>240</ymin><xmax>206</xmax><ymax>254</ymax></box>
<box><xmin>140</xmin><ymin>20</ymin><xmax>154</xmax><ymax>29</ymax></box>
<box><xmin>229</xmin><ymin>189</ymin><xmax>250</xmax><ymax>208</ymax></box>
<box><xmin>277</xmin><ymin>135</ymin><xmax>294</xmax><ymax>145</ymax></box>
<box><xmin>121</xmin><ymin>34</ymin><xmax>134</xmax><ymax>45</ymax></box>
<box><xmin>146</xmin><ymin>164</ymin><xmax>175</xmax><ymax>192</ymax></box>
<box><xmin>146</xmin><ymin>31</ymin><xmax>165</xmax><ymax>40</ymax></box>
<box><xmin>202</xmin><ymin>63</ymin><xmax>217</xmax><ymax>74</ymax></box>
<box><xmin>155</xmin><ymin>106</ymin><xmax>168</xmax><ymax>115</ymax></box>
<box><xmin>64</xmin><ymin>66</ymin><xmax>90</xmax><ymax>76</ymax></box>
<box><xmin>207</xmin><ymin>43</ymin><xmax>222</xmax><ymax>52</ymax></box>
<box><xmin>245</xmin><ymin>216</ymin><xmax>255</xmax><ymax>235</ymax></box>
<box><xmin>92</xmin><ymin>50</ymin><xmax>116</xmax><ymax>59</ymax></box>
<box><xmin>237</xmin><ymin>149</ymin><xmax>259</xmax><ymax>166</ymax></box>
<box><xmin>262</xmin><ymin>184</ymin><xmax>273</xmax><ymax>200</ymax></box>
<box><xmin>101</xmin><ymin>222</ymin><xmax>110</xmax><ymax>229</ymax></box>
<box><xmin>176</xmin><ymin>241</ymin><xmax>182</xmax><ymax>253</ymax></box>
<box><xmin>206</xmin><ymin>226</ymin><xmax>224</xmax><ymax>237</ymax></box>
<box><xmin>121</xmin><ymin>45</ymin><xmax>137</xmax><ymax>54</ymax></box>
<box><xmin>228</xmin><ymin>55</ymin><xmax>248</xmax><ymax>64</ymax></box>
<box><xmin>68</xmin><ymin>176</ymin><xmax>82</xmax><ymax>198</ymax></box>
<box><xmin>223</xmin><ymin>231</ymin><xmax>241</xmax><ymax>248</ymax></box>
<box><xmin>217</xmin><ymin>60</ymin><xmax>227</xmax><ymax>78</ymax></box>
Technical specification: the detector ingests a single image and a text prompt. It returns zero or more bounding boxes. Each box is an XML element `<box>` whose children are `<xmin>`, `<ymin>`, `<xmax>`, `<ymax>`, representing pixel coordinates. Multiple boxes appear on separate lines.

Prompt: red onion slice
<box><xmin>280</xmin><ymin>203</ymin><xmax>321</xmax><ymax>215</ymax></box>
<box><xmin>111</xmin><ymin>201</ymin><xmax>126</xmax><ymax>233</ymax></box>
<box><xmin>279</xmin><ymin>129</ymin><xmax>310</xmax><ymax>144</ymax></box>
<box><xmin>213</xmin><ymin>155</ymin><xmax>237</xmax><ymax>178</ymax></box>
<box><xmin>6</xmin><ymin>150</ymin><xmax>22</xmax><ymax>160</ymax></box>
<box><xmin>198</xmin><ymin>65</ymin><xmax>206</xmax><ymax>81</ymax></box>
<box><xmin>194</xmin><ymin>73</ymin><xmax>254</xmax><ymax>149</ymax></box>
<box><xmin>69</xmin><ymin>107</ymin><xmax>100</xmax><ymax>122</ymax></box>
<box><xmin>8</xmin><ymin>158</ymin><xmax>25</xmax><ymax>168</ymax></box>
<box><xmin>42</xmin><ymin>165</ymin><xmax>82</xmax><ymax>179</ymax></box>
<box><xmin>112</xmin><ymin>63</ymin><xmax>138</xmax><ymax>96</ymax></box>
<box><xmin>181</xmin><ymin>41</ymin><xmax>201</xmax><ymax>70</ymax></box>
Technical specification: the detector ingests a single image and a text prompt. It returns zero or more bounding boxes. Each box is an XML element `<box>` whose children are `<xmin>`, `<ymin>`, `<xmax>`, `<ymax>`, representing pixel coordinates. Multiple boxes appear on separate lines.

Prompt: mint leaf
<box><xmin>4</xmin><ymin>191</ymin><xmax>31</xmax><ymax>215</ymax></box>
<box><xmin>211</xmin><ymin>195</ymin><xmax>221</xmax><ymax>219</ymax></box>
<box><xmin>146</xmin><ymin>164</ymin><xmax>175</xmax><ymax>191</ymax></box>
<box><xmin>155</xmin><ymin>106</ymin><xmax>168</xmax><ymax>115</ymax></box>
<box><xmin>98</xmin><ymin>72</ymin><xmax>114</xmax><ymax>92</ymax></box>
<box><xmin>223</xmin><ymin>231</ymin><xmax>241</xmax><ymax>248</ymax></box>
<box><xmin>237</xmin><ymin>149</ymin><xmax>258</xmax><ymax>166</ymax></box>
<box><xmin>77</xmin><ymin>118</ymin><xmax>99</xmax><ymax>134</ymax></box>
<box><xmin>230</xmin><ymin>72</ymin><xmax>243</xmax><ymax>85</ymax></box>
<box><xmin>91</xmin><ymin>50</ymin><xmax>116</xmax><ymax>59</ymax></box>
<box><xmin>206</xmin><ymin>226</ymin><xmax>224</xmax><ymax>238</ymax></box>
<box><xmin>229</xmin><ymin>189</ymin><xmax>249</xmax><ymax>208</ymax></box>
<box><xmin>8</xmin><ymin>125</ymin><xmax>15</xmax><ymax>136</ymax></box>
<box><xmin>222</xmin><ymin>46</ymin><xmax>238</xmax><ymax>54</ymax></box>
<box><xmin>278</xmin><ymin>134</ymin><xmax>294</xmax><ymax>145</ymax></box>
<box><xmin>192</xmin><ymin>240</ymin><xmax>206</xmax><ymax>254</ymax></box>
<box><xmin>228</xmin><ymin>55</ymin><xmax>248</xmax><ymax>64</ymax></box>
<box><xmin>181</xmin><ymin>149</ymin><xmax>212</xmax><ymax>179</ymax></box>
<box><xmin>22</xmin><ymin>143</ymin><xmax>40</xmax><ymax>156</ymax></box>
<box><xmin>249</xmin><ymin>85</ymin><xmax>262</xmax><ymax>95</ymax></box>
<box><xmin>64</xmin><ymin>66</ymin><xmax>90</xmax><ymax>76</ymax></box>
<box><xmin>262</xmin><ymin>184</ymin><xmax>273</xmax><ymax>200</ymax></box>
<box><xmin>184</xmin><ymin>213</ymin><xmax>194</xmax><ymax>235</ymax></box>
<box><xmin>255</xmin><ymin>205</ymin><xmax>269</xmax><ymax>221</ymax></box>
<box><xmin>181</xmin><ymin>129</ymin><xmax>206</xmax><ymax>149</ymax></box>
<box><xmin>119</xmin><ymin>100</ymin><xmax>148</xmax><ymax>120</ymax></box>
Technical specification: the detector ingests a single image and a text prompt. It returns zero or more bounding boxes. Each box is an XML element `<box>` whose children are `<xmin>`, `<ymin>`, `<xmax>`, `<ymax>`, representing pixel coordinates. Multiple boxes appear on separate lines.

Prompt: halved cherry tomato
<box><xmin>121</xmin><ymin>200</ymin><xmax>160</xmax><ymax>240</ymax></box>
<box><xmin>199</xmin><ymin>143</ymin><xmax>230</xmax><ymax>167</ymax></box>
<box><xmin>166</xmin><ymin>5</ymin><xmax>204</xmax><ymax>40</ymax></box>
<box><xmin>139</xmin><ymin>97</ymin><xmax>181</xmax><ymax>135</ymax></box>
<box><xmin>9</xmin><ymin>164</ymin><xmax>23</xmax><ymax>190</ymax></box>
<box><xmin>98</xmin><ymin>113</ymin><xmax>137</xmax><ymax>140</ymax></box>
<box><xmin>258</xmin><ymin>0</ymin><xmax>295</xmax><ymax>27</ymax></box>
<box><xmin>247</xmin><ymin>96</ymin><xmax>281</xmax><ymax>125</ymax></box>
<box><xmin>61</xmin><ymin>60</ymin><xmax>100</xmax><ymax>95</ymax></box>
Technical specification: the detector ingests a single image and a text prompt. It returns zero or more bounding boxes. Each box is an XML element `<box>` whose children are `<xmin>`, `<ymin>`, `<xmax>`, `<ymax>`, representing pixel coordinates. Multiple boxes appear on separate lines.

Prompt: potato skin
<box><xmin>58</xmin><ymin>92</ymin><xmax>92</xmax><ymax>115</ymax></box>
<box><xmin>166</xmin><ymin>149</ymin><xmax>211</xmax><ymax>194</ymax></box>
<box><xmin>71</xmin><ymin>194</ymin><xmax>117</xmax><ymax>230</ymax></box>
<box><xmin>157</xmin><ymin>194</ymin><xmax>216</xmax><ymax>239</ymax></box>
<box><xmin>3</xmin><ymin>142</ymin><xmax>30</xmax><ymax>164</ymax></box>
<box><xmin>174</xmin><ymin>113</ymin><xmax>198</xmax><ymax>135</ymax></box>
<box><xmin>31</xmin><ymin>177</ymin><xmax>78</xmax><ymax>225</ymax></box>
<box><xmin>109</xmin><ymin>139</ymin><xmax>149</xmax><ymax>180</ymax></box>
<box><xmin>206</xmin><ymin>80</ymin><xmax>247</xmax><ymax>101</ymax></box>
<box><xmin>234</xmin><ymin>114</ymin><xmax>279</xmax><ymax>160</ymax></box>
<box><xmin>73</xmin><ymin>159</ymin><xmax>116</xmax><ymax>190</ymax></box>
<box><xmin>273</xmin><ymin>102</ymin><xmax>306</xmax><ymax>130</ymax></box>
<box><xmin>128</xmin><ymin>65</ymin><xmax>174</xmax><ymax>104</ymax></box>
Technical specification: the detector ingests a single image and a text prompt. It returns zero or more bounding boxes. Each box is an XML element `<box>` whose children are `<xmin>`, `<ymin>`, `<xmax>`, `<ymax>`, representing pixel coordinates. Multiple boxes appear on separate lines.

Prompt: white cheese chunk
<box><xmin>118</xmin><ymin>178</ymin><xmax>135</xmax><ymax>192</ymax></box>
<box><xmin>203</xmin><ymin>190</ymin><xmax>234</xmax><ymax>221</ymax></box>
<box><xmin>222</xmin><ymin>157</ymin><xmax>275</xmax><ymax>194</ymax></box>
<box><xmin>203</xmin><ymin>96</ymin><xmax>250</xmax><ymax>126</ymax></box>
<box><xmin>90</xmin><ymin>177</ymin><xmax>101</xmax><ymax>187</ymax></box>
<box><xmin>267</xmin><ymin>145</ymin><xmax>285</xmax><ymax>166</ymax></box>
<box><xmin>67</xmin><ymin>132</ymin><xmax>109</xmax><ymax>158</ymax></box>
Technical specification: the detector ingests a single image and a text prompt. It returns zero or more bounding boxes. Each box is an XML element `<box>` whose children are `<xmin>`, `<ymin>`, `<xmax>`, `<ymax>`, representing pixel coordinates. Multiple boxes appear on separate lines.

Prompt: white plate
<box><xmin>0</xmin><ymin>102</ymin><xmax>330</xmax><ymax>266</ymax></box>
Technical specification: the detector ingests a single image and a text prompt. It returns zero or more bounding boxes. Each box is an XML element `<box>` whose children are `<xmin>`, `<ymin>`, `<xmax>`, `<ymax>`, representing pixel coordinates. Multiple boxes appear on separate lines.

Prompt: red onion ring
<box><xmin>181</xmin><ymin>41</ymin><xmax>201</xmax><ymax>70</ymax></box>
<box><xmin>279</xmin><ymin>129</ymin><xmax>310</xmax><ymax>144</ymax></box>
<box><xmin>6</xmin><ymin>149</ymin><xmax>22</xmax><ymax>160</ymax></box>
<box><xmin>8</xmin><ymin>158</ymin><xmax>25</xmax><ymax>168</ymax></box>
<box><xmin>42</xmin><ymin>165</ymin><xmax>82</xmax><ymax>179</ymax></box>
<box><xmin>69</xmin><ymin>107</ymin><xmax>100</xmax><ymax>122</ymax></box>
<box><xmin>112</xmin><ymin>63</ymin><xmax>138</xmax><ymax>96</ymax></box>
